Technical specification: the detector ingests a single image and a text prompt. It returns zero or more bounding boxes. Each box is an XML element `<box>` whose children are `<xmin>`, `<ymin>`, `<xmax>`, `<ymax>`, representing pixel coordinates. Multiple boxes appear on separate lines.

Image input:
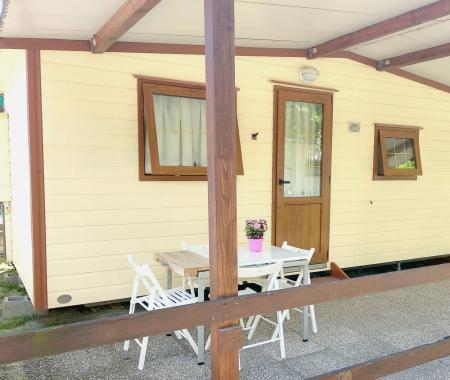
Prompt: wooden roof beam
<box><xmin>333</xmin><ymin>51</ymin><xmax>450</xmax><ymax>93</ymax></box>
<box><xmin>90</xmin><ymin>0</ymin><xmax>161</xmax><ymax>53</ymax></box>
<box><xmin>377</xmin><ymin>42</ymin><xmax>450</xmax><ymax>70</ymax></box>
<box><xmin>308</xmin><ymin>0</ymin><xmax>450</xmax><ymax>59</ymax></box>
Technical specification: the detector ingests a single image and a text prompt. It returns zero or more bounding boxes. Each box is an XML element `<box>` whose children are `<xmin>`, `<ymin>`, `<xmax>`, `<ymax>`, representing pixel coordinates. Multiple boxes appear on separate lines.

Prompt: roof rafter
<box><xmin>308</xmin><ymin>0</ymin><xmax>450</xmax><ymax>59</ymax></box>
<box><xmin>333</xmin><ymin>51</ymin><xmax>450</xmax><ymax>93</ymax></box>
<box><xmin>0</xmin><ymin>36</ymin><xmax>449</xmax><ymax>94</ymax></box>
<box><xmin>90</xmin><ymin>0</ymin><xmax>161</xmax><ymax>53</ymax></box>
<box><xmin>377</xmin><ymin>42</ymin><xmax>450</xmax><ymax>70</ymax></box>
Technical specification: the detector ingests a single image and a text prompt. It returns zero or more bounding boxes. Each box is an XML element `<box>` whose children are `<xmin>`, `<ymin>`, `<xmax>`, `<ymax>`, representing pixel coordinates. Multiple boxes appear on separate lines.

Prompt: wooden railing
<box><xmin>311</xmin><ymin>336</ymin><xmax>450</xmax><ymax>380</ymax></box>
<box><xmin>0</xmin><ymin>262</ymin><xmax>449</xmax><ymax>378</ymax></box>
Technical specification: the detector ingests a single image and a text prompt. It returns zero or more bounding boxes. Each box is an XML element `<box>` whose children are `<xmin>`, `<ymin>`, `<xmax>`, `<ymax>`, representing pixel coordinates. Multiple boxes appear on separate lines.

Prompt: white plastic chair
<box><xmin>206</xmin><ymin>261</ymin><xmax>286</xmax><ymax>366</ymax></box>
<box><xmin>181</xmin><ymin>242</ymin><xmax>209</xmax><ymax>294</ymax></box>
<box><xmin>244</xmin><ymin>242</ymin><xmax>317</xmax><ymax>338</ymax></box>
<box><xmin>280</xmin><ymin>241</ymin><xmax>317</xmax><ymax>334</ymax></box>
<box><xmin>124</xmin><ymin>255</ymin><xmax>199</xmax><ymax>370</ymax></box>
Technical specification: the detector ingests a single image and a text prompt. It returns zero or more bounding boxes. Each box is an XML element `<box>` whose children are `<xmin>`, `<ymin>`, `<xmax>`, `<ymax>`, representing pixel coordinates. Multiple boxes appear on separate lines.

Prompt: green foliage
<box><xmin>244</xmin><ymin>219</ymin><xmax>268</xmax><ymax>239</ymax></box>
<box><xmin>0</xmin><ymin>259</ymin><xmax>15</xmax><ymax>274</ymax></box>
<box><xmin>397</xmin><ymin>160</ymin><xmax>416</xmax><ymax>169</ymax></box>
<box><xmin>0</xmin><ymin>316</ymin><xmax>35</xmax><ymax>330</ymax></box>
<box><xmin>0</xmin><ymin>282</ymin><xmax>27</xmax><ymax>295</ymax></box>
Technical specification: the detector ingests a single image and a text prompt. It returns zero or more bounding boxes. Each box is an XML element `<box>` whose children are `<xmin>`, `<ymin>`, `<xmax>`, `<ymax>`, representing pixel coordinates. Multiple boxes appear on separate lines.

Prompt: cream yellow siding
<box><xmin>0</xmin><ymin>113</ymin><xmax>13</xmax><ymax>262</ymax></box>
<box><xmin>4</xmin><ymin>54</ymin><xmax>35</xmax><ymax>301</ymax></box>
<box><xmin>0</xmin><ymin>113</ymin><xmax>11</xmax><ymax>201</ymax></box>
<box><xmin>40</xmin><ymin>51</ymin><xmax>450</xmax><ymax>308</ymax></box>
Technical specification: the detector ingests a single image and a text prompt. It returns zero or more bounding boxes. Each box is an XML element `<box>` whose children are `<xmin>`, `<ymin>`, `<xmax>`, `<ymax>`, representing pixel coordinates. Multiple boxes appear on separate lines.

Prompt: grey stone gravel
<box><xmin>0</xmin><ymin>280</ymin><xmax>449</xmax><ymax>379</ymax></box>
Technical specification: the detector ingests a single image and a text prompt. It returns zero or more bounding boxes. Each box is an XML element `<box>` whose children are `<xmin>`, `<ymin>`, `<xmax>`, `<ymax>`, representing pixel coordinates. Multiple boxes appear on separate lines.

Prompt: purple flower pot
<box><xmin>248</xmin><ymin>238</ymin><xmax>263</xmax><ymax>252</ymax></box>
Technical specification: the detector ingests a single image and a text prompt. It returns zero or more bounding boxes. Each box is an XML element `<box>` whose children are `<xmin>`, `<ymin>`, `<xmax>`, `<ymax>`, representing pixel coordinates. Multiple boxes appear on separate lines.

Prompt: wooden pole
<box><xmin>26</xmin><ymin>49</ymin><xmax>48</xmax><ymax>310</ymax></box>
<box><xmin>204</xmin><ymin>0</ymin><xmax>241</xmax><ymax>379</ymax></box>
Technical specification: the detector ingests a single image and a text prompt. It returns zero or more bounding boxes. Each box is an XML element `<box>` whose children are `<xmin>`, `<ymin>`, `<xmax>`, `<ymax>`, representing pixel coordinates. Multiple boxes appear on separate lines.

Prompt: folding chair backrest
<box><xmin>281</xmin><ymin>241</ymin><xmax>315</xmax><ymax>263</ymax></box>
<box><xmin>281</xmin><ymin>242</ymin><xmax>315</xmax><ymax>287</ymax></box>
<box><xmin>238</xmin><ymin>262</ymin><xmax>283</xmax><ymax>291</ymax></box>
<box><xmin>182</xmin><ymin>242</ymin><xmax>209</xmax><ymax>257</ymax></box>
<box><xmin>127</xmin><ymin>255</ymin><xmax>166</xmax><ymax>300</ymax></box>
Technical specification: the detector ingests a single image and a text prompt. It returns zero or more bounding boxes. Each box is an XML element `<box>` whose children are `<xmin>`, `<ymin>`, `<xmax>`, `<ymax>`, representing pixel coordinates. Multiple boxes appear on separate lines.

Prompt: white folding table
<box><xmin>156</xmin><ymin>243</ymin><xmax>311</xmax><ymax>364</ymax></box>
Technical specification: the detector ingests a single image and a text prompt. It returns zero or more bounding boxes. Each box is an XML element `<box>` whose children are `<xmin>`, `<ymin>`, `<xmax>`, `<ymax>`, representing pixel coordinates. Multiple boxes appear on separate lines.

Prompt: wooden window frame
<box><xmin>373</xmin><ymin>124</ymin><xmax>422</xmax><ymax>181</ymax></box>
<box><xmin>137</xmin><ymin>77</ymin><xmax>244</xmax><ymax>181</ymax></box>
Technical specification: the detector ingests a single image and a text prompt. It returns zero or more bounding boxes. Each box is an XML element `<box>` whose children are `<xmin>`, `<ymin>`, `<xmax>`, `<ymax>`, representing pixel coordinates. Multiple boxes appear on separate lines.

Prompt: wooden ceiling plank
<box><xmin>377</xmin><ymin>42</ymin><xmax>450</xmax><ymax>70</ymax></box>
<box><xmin>91</xmin><ymin>0</ymin><xmax>161</xmax><ymax>53</ymax></box>
<box><xmin>308</xmin><ymin>0</ymin><xmax>450</xmax><ymax>59</ymax></box>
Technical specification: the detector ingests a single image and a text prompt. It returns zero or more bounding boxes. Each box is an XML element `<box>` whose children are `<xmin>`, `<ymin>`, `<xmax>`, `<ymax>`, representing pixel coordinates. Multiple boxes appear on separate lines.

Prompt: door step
<box><xmin>311</xmin><ymin>262</ymin><xmax>349</xmax><ymax>285</ymax></box>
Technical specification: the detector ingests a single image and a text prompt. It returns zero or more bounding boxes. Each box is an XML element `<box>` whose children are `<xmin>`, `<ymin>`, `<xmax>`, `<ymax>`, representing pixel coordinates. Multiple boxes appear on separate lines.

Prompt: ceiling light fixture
<box><xmin>299</xmin><ymin>66</ymin><xmax>320</xmax><ymax>83</ymax></box>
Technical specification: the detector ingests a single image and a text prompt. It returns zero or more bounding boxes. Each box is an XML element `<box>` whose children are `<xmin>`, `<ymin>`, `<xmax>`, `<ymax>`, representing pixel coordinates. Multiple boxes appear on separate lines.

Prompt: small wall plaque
<box><xmin>348</xmin><ymin>121</ymin><xmax>361</xmax><ymax>133</ymax></box>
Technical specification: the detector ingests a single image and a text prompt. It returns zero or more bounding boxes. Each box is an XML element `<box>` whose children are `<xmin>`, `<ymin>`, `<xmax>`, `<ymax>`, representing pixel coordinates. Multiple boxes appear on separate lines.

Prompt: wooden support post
<box><xmin>26</xmin><ymin>49</ymin><xmax>48</xmax><ymax>311</ymax></box>
<box><xmin>204</xmin><ymin>0</ymin><xmax>240</xmax><ymax>379</ymax></box>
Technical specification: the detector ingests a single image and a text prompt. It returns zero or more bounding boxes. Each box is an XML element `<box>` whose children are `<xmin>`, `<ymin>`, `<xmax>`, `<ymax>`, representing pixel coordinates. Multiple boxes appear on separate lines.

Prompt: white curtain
<box><xmin>147</xmin><ymin>94</ymin><xmax>207</xmax><ymax>169</ymax></box>
<box><xmin>284</xmin><ymin>101</ymin><xmax>323</xmax><ymax>197</ymax></box>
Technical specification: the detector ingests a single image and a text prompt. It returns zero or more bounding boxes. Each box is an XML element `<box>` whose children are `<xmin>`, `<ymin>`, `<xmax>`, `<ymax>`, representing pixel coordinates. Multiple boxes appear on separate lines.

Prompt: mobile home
<box><xmin>1</xmin><ymin>1</ymin><xmax>450</xmax><ymax>310</ymax></box>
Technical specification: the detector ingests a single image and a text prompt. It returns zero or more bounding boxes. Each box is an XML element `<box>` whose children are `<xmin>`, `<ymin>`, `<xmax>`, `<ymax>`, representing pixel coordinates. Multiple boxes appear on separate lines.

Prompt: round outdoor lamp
<box><xmin>299</xmin><ymin>66</ymin><xmax>319</xmax><ymax>83</ymax></box>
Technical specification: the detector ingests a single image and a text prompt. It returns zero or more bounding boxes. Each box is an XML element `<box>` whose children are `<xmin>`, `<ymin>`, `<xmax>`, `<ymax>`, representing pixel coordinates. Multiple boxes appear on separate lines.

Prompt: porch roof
<box><xmin>1</xmin><ymin>1</ymin><xmax>450</xmax><ymax>88</ymax></box>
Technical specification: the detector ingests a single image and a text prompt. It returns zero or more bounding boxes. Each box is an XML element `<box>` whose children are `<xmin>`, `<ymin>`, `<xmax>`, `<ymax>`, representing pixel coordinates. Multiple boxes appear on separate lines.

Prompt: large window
<box><xmin>138</xmin><ymin>77</ymin><xmax>243</xmax><ymax>181</ymax></box>
<box><xmin>373</xmin><ymin>124</ymin><xmax>422</xmax><ymax>180</ymax></box>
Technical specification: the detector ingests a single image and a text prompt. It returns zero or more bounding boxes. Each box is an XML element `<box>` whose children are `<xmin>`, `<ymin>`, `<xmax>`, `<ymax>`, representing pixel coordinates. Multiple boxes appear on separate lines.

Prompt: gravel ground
<box><xmin>0</xmin><ymin>280</ymin><xmax>449</xmax><ymax>379</ymax></box>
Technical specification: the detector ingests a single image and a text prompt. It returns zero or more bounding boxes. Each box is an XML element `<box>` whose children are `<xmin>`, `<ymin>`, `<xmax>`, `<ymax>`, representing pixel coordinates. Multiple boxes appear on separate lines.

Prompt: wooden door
<box><xmin>273</xmin><ymin>87</ymin><xmax>332</xmax><ymax>264</ymax></box>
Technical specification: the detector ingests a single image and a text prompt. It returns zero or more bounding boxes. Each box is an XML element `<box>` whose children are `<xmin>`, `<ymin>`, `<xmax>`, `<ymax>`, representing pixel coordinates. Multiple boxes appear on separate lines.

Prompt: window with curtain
<box><xmin>284</xmin><ymin>101</ymin><xmax>323</xmax><ymax>197</ymax></box>
<box><xmin>373</xmin><ymin>124</ymin><xmax>423</xmax><ymax>180</ymax></box>
<box><xmin>138</xmin><ymin>78</ymin><xmax>243</xmax><ymax>181</ymax></box>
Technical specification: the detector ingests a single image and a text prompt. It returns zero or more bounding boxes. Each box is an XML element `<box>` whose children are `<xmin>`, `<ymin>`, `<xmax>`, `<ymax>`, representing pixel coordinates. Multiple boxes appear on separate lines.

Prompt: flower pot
<box><xmin>248</xmin><ymin>238</ymin><xmax>263</xmax><ymax>252</ymax></box>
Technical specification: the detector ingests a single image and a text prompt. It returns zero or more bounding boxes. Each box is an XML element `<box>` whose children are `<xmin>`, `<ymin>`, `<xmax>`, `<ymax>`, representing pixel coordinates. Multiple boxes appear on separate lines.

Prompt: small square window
<box><xmin>137</xmin><ymin>78</ymin><xmax>244</xmax><ymax>181</ymax></box>
<box><xmin>373</xmin><ymin>124</ymin><xmax>422</xmax><ymax>180</ymax></box>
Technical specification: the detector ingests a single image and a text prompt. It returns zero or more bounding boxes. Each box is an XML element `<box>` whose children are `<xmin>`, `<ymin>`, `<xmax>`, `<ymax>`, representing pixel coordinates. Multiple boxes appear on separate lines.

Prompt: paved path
<box><xmin>1</xmin><ymin>280</ymin><xmax>449</xmax><ymax>379</ymax></box>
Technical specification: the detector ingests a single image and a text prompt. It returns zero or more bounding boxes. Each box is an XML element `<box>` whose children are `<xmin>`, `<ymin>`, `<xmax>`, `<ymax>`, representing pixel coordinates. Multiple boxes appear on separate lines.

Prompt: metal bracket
<box><xmin>376</xmin><ymin>59</ymin><xmax>386</xmax><ymax>70</ymax></box>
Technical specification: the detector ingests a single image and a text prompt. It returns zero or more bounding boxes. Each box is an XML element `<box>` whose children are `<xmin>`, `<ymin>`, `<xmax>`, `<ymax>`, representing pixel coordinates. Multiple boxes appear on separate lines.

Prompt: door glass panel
<box><xmin>284</xmin><ymin>101</ymin><xmax>323</xmax><ymax>197</ymax></box>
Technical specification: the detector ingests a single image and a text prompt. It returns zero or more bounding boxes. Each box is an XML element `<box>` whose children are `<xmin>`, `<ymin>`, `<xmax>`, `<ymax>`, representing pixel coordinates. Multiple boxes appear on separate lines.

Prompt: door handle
<box><xmin>279</xmin><ymin>179</ymin><xmax>291</xmax><ymax>185</ymax></box>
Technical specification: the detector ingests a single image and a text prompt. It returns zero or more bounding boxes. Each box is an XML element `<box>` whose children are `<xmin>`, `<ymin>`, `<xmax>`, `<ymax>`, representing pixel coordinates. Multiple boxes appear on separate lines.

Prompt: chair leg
<box><xmin>180</xmin><ymin>329</ymin><xmax>198</xmax><ymax>355</ymax></box>
<box><xmin>247</xmin><ymin>314</ymin><xmax>261</xmax><ymax>340</ymax></box>
<box><xmin>271</xmin><ymin>310</ymin><xmax>288</xmax><ymax>341</ymax></box>
<box><xmin>205</xmin><ymin>334</ymin><xmax>211</xmax><ymax>351</ymax></box>
<box><xmin>310</xmin><ymin>305</ymin><xmax>318</xmax><ymax>334</ymax></box>
<box><xmin>124</xmin><ymin>303</ymin><xmax>136</xmax><ymax>351</ymax></box>
<box><xmin>187</xmin><ymin>277</ymin><xmax>195</xmax><ymax>295</ymax></box>
<box><xmin>277</xmin><ymin>311</ymin><xmax>286</xmax><ymax>359</ymax></box>
<box><xmin>245</xmin><ymin>316</ymin><xmax>255</xmax><ymax>328</ymax></box>
<box><xmin>138</xmin><ymin>337</ymin><xmax>149</xmax><ymax>370</ymax></box>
